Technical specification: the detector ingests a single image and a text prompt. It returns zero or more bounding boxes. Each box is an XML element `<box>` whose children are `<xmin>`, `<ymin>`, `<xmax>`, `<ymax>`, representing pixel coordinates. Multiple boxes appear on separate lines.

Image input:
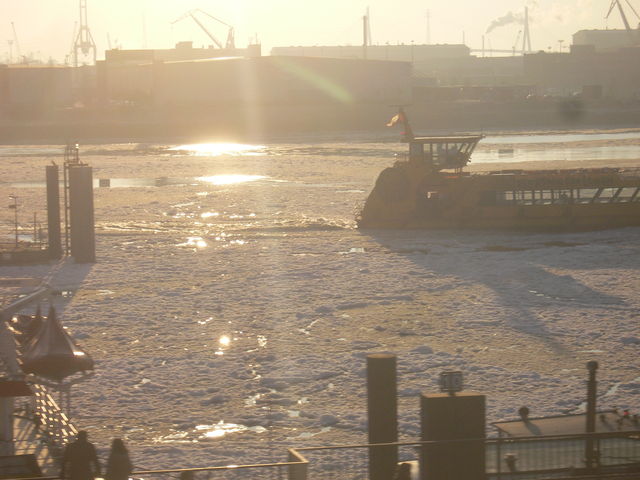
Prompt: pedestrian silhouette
<box><xmin>394</xmin><ymin>462</ymin><xmax>412</xmax><ymax>480</ymax></box>
<box><xmin>60</xmin><ymin>431</ymin><xmax>101</xmax><ymax>480</ymax></box>
<box><xmin>105</xmin><ymin>438</ymin><xmax>133</xmax><ymax>480</ymax></box>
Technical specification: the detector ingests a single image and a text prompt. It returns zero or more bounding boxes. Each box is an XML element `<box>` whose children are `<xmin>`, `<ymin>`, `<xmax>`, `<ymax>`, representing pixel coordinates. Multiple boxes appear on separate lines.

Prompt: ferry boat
<box><xmin>357</xmin><ymin>111</ymin><xmax>640</xmax><ymax>230</ymax></box>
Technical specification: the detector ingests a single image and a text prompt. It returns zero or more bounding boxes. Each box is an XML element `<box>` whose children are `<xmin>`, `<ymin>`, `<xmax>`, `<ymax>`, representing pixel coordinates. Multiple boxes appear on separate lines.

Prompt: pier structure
<box><xmin>62</xmin><ymin>143</ymin><xmax>96</xmax><ymax>264</ymax></box>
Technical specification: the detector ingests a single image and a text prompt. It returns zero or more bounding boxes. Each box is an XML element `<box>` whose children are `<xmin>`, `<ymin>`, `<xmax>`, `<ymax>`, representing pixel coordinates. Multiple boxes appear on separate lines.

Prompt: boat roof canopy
<box><xmin>411</xmin><ymin>135</ymin><xmax>484</xmax><ymax>144</ymax></box>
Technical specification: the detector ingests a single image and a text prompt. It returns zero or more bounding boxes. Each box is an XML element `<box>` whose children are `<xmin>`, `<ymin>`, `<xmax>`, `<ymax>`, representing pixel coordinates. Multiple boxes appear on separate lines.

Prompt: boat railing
<box><xmin>476</xmin><ymin>167</ymin><xmax>640</xmax><ymax>177</ymax></box>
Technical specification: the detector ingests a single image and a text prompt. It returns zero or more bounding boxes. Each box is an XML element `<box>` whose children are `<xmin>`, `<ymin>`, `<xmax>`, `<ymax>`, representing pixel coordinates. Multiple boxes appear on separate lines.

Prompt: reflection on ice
<box><xmin>155</xmin><ymin>421</ymin><xmax>267</xmax><ymax>443</ymax></box>
<box><xmin>197</xmin><ymin>422</ymin><xmax>267</xmax><ymax>439</ymax></box>
<box><xmin>177</xmin><ymin>237</ymin><xmax>208</xmax><ymax>249</ymax></box>
<box><xmin>196</xmin><ymin>174</ymin><xmax>265</xmax><ymax>185</ymax></box>
<box><xmin>215</xmin><ymin>334</ymin><xmax>233</xmax><ymax>356</ymax></box>
<box><xmin>200</xmin><ymin>212</ymin><xmax>220</xmax><ymax>219</ymax></box>
<box><xmin>168</xmin><ymin>143</ymin><xmax>266</xmax><ymax>156</ymax></box>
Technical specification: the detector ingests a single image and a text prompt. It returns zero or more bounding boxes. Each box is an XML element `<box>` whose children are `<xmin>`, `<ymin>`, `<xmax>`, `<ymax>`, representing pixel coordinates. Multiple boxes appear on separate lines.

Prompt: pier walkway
<box><xmin>12</xmin><ymin>413</ymin><xmax>60</xmax><ymax>476</ymax></box>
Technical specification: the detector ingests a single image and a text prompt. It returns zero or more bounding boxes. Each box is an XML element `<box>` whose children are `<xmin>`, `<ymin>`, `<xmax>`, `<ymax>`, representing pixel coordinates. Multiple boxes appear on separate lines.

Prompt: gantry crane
<box><xmin>172</xmin><ymin>9</ymin><xmax>235</xmax><ymax>49</ymax></box>
<box><xmin>73</xmin><ymin>0</ymin><xmax>96</xmax><ymax>66</ymax></box>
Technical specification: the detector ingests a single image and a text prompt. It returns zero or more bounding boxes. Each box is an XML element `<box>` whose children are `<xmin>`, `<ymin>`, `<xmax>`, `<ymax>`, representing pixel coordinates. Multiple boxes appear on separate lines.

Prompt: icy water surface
<box><xmin>1</xmin><ymin>130</ymin><xmax>639</xmax><ymax>470</ymax></box>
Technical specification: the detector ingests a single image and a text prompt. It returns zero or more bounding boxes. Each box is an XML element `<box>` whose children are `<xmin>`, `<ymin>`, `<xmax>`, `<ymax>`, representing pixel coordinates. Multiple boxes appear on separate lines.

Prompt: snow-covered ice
<box><xmin>0</xmin><ymin>135</ymin><xmax>638</xmax><ymax>469</ymax></box>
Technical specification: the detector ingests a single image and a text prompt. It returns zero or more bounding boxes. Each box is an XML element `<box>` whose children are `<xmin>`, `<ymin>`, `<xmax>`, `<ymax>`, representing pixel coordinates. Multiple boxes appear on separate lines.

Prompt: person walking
<box><xmin>60</xmin><ymin>431</ymin><xmax>101</xmax><ymax>480</ymax></box>
<box><xmin>105</xmin><ymin>438</ymin><xmax>133</xmax><ymax>480</ymax></box>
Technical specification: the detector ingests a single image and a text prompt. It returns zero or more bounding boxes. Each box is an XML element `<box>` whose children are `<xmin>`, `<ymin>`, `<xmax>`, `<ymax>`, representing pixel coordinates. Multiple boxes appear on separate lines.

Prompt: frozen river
<box><xmin>0</xmin><ymin>129</ymin><xmax>639</xmax><ymax>469</ymax></box>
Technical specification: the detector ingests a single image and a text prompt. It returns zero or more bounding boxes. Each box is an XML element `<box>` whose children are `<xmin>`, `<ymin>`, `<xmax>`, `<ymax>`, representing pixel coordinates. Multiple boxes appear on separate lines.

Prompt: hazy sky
<box><xmin>0</xmin><ymin>0</ymin><xmax>633</xmax><ymax>63</ymax></box>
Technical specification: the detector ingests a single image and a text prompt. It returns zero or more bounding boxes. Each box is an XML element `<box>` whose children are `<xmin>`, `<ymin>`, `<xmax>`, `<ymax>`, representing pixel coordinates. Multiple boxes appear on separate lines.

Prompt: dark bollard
<box><xmin>367</xmin><ymin>353</ymin><xmax>398</xmax><ymax>480</ymax></box>
<box><xmin>68</xmin><ymin>165</ymin><xmax>96</xmax><ymax>263</ymax></box>
<box><xmin>585</xmin><ymin>361</ymin><xmax>599</xmax><ymax>471</ymax></box>
<box><xmin>420</xmin><ymin>392</ymin><xmax>486</xmax><ymax>480</ymax></box>
<box><xmin>45</xmin><ymin>165</ymin><xmax>62</xmax><ymax>259</ymax></box>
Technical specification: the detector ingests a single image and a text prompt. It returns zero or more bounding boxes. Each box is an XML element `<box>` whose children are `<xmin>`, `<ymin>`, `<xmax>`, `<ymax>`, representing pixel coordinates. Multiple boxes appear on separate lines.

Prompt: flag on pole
<box><xmin>386</xmin><ymin>108</ymin><xmax>414</xmax><ymax>140</ymax></box>
<box><xmin>387</xmin><ymin>113</ymin><xmax>402</xmax><ymax>127</ymax></box>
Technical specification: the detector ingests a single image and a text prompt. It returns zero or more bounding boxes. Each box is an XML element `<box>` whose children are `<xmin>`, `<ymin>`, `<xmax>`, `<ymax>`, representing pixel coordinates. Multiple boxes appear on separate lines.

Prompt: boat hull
<box><xmin>357</xmin><ymin>161</ymin><xmax>640</xmax><ymax>231</ymax></box>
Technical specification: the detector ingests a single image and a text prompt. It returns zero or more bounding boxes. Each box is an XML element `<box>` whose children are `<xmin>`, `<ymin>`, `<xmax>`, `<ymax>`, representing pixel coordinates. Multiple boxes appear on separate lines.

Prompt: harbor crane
<box><xmin>10</xmin><ymin>22</ymin><xmax>21</xmax><ymax>63</ymax></box>
<box><xmin>512</xmin><ymin>30</ymin><xmax>522</xmax><ymax>55</ymax></box>
<box><xmin>172</xmin><ymin>9</ymin><xmax>235</xmax><ymax>49</ymax></box>
<box><xmin>606</xmin><ymin>0</ymin><xmax>640</xmax><ymax>35</ymax></box>
<box><xmin>73</xmin><ymin>0</ymin><xmax>96</xmax><ymax>66</ymax></box>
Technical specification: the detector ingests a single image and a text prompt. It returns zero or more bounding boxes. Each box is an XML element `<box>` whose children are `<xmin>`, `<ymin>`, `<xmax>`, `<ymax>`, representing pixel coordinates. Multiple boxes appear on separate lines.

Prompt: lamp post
<box><xmin>9</xmin><ymin>194</ymin><xmax>18</xmax><ymax>249</ymax></box>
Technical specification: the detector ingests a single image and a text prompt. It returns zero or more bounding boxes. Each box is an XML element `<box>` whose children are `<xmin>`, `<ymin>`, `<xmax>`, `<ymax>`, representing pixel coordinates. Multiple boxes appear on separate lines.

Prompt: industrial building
<box><xmin>573</xmin><ymin>28</ymin><xmax>640</xmax><ymax>51</ymax></box>
<box><xmin>0</xmin><ymin>65</ymin><xmax>75</xmax><ymax>118</ymax></box>
<box><xmin>104</xmin><ymin>41</ymin><xmax>262</xmax><ymax>66</ymax></box>
<box><xmin>100</xmin><ymin>54</ymin><xmax>412</xmax><ymax>108</ymax></box>
<box><xmin>2</xmin><ymin>25</ymin><xmax>640</xmax><ymax>137</ymax></box>
<box><xmin>524</xmin><ymin>45</ymin><xmax>640</xmax><ymax>99</ymax></box>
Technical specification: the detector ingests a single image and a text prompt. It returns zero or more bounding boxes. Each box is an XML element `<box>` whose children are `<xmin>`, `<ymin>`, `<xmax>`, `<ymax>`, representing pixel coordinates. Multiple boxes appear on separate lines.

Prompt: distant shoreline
<box><xmin>1</xmin><ymin>100</ymin><xmax>639</xmax><ymax>145</ymax></box>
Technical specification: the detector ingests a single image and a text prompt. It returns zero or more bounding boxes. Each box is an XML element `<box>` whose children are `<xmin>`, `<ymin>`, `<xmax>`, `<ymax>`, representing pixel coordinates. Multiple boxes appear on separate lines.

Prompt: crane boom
<box><xmin>11</xmin><ymin>22</ymin><xmax>21</xmax><ymax>59</ymax></box>
<box><xmin>172</xmin><ymin>9</ymin><xmax>235</xmax><ymax>49</ymax></box>
<box><xmin>605</xmin><ymin>0</ymin><xmax>640</xmax><ymax>32</ymax></box>
<box><xmin>616</xmin><ymin>0</ymin><xmax>632</xmax><ymax>30</ymax></box>
<box><xmin>189</xmin><ymin>11</ymin><xmax>223</xmax><ymax>48</ymax></box>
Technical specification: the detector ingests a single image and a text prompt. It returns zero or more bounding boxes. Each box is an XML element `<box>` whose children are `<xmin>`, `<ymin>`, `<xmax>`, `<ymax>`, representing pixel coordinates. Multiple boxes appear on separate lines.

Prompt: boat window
<box><xmin>553</xmin><ymin>189</ymin><xmax>572</xmax><ymax>204</ymax></box>
<box><xmin>615</xmin><ymin>187</ymin><xmax>637</xmax><ymax>202</ymax></box>
<box><xmin>494</xmin><ymin>189</ymin><xmax>575</xmax><ymax>205</ymax></box>
<box><xmin>575</xmin><ymin>188</ymin><xmax>598</xmax><ymax>203</ymax></box>
<box><xmin>489</xmin><ymin>186</ymin><xmax>640</xmax><ymax>206</ymax></box>
<box><xmin>594</xmin><ymin>187</ymin><xmax>618</xmax><ymax>203</ymax></box>
<box><xmin>539</xmin><ymin>190</ymin><xmax>554</xmax><ymax>205</ymax></box>
<box><xmin>513</xmin><ymin>191</ymin><xmax>532</xmax><ymax>205</ymax></box>
<box><xmin>495</xmin><ymin>191</ymin><xmax>513</xmax><ymax>204</ymax></box>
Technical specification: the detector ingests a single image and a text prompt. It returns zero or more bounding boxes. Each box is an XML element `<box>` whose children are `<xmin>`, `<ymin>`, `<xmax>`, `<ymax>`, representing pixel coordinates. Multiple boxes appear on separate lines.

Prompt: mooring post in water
<box><xmin>367</xmin><ymin>353</ymin><xmax>398</xmax><ymax>480</ymax></box>
<box><xmin>68</xmin><ymin>164</ymin><xmax>96</xmax><ymax>263</ymax></box>
<box><xmin>585</xmin><ymin>361</ymin><xmax>599</xmax><ymax>471</ymax></box>
<box><xmin>46</xmin><ymin>165</ymin><xmax>62</xmax><ymax>259</ymax></box>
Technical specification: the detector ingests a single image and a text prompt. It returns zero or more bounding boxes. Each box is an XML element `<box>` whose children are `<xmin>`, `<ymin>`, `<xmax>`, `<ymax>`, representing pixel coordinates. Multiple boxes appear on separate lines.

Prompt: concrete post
<box><xmin>367</xmin><ymin>353</ymin><xmax>398</xmax><ymax>480</ymax></box>
<box><xmin>68</xmin><ymin>165</ymin><xmax>95</xmax><ymax>263</ymax></box>
<box><xmin>46</xmin><ymin>165</ymin><xmax>62</xmax><ymax>259</ymax></box>
<box><xmin>585</xmin><ymin>361</ymin><xmax>599</xmax><ymax>470</ymax></box>
<box><xmin>420</xmin><ymin>392</ymin><xmax>486</xmax><ymax>480</ymax></box>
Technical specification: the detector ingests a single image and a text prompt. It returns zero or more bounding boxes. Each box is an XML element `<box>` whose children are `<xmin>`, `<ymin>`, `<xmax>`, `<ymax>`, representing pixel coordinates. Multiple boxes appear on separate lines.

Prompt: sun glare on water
<box><xmin>196</xmin><ymin>174</ymin><xmax>265</xmax><ymax>185</ymax></box>
<box><xmin>169</xmin><ymin>143</ymin><xmax>265</xmax><ymax>156</ymax></box>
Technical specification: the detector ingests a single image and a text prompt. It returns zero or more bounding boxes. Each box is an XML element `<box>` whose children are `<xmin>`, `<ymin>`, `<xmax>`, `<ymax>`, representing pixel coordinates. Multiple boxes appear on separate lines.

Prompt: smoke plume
<box><xmin>486</xmin><ymin>11</ymin><xmax>524</xmax><ymax>34</ymax></box>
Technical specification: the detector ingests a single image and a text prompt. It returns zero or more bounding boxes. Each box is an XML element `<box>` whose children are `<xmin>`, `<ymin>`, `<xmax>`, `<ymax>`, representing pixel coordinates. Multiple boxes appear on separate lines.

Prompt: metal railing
<box><xmin>287</xmin><ymin>432</ymin><xmax>640</xmax><ymax>480</ymax></box>
<box><xmin>292</xmin><ymin>441</ymin><xmax>416</xmax><ymax>480</ymax></box>
<box><xmin>128</xmin><ymin>461</ymin><xmax>302</xmax><ymax>480</ymax></box>
<box><xmin>491</xmin><ymin>431</ymin><xmax>640</xmax><ymax>478</ymax></box>
<box><xmin>29</xmin><ymin>384</ymin><xmax>78</xmax><ymax>456</ymax></box>
<box><xmin>4</xmin><ymin>431</ymin><xmax>639</xmax><ymax>480</ymax></box>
